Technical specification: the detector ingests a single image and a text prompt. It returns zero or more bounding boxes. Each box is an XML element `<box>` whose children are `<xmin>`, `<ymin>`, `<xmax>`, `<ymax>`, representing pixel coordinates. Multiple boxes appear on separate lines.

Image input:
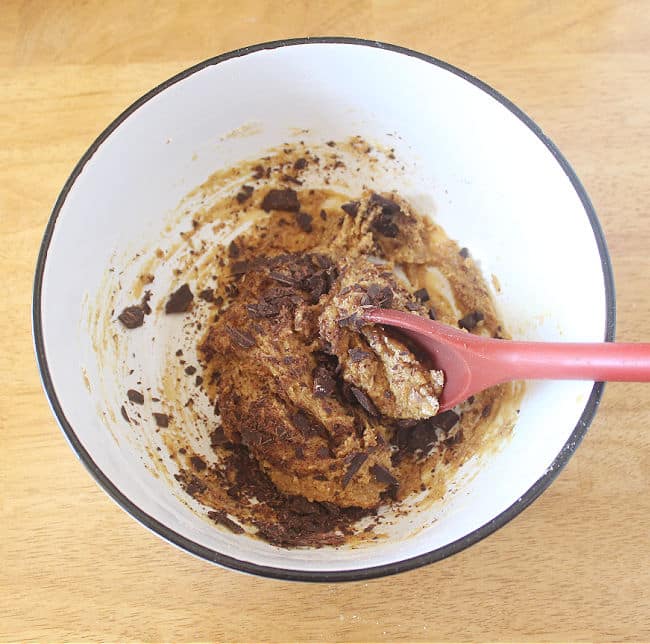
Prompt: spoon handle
<box><xmin>487</xmin><ymin>340</ymin><xmax>650</xmax><ymax>382</ymax></box>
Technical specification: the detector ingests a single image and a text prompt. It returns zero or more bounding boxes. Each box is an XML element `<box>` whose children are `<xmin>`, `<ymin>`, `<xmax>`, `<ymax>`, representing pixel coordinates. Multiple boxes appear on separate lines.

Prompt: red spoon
<box><xmin>363</xmin><ymin>308</ymin><xmax>650</xmax><ymax>412</ymax></box>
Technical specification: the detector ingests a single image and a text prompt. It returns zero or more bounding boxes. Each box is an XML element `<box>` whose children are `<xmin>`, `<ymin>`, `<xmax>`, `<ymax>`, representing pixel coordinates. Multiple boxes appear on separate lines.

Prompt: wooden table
<box><xmin>2</xmin><ymin>1</ymin><xmax>649</xmax><ymax>641</ymax></box>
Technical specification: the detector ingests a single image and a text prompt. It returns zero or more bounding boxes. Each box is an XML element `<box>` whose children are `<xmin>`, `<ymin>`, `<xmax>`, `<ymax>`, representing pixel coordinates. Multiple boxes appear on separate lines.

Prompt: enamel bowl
<box><xmin>33</xmin><ymin>38</ymin><xmax>614</xmax><ymax>581</ymax></box>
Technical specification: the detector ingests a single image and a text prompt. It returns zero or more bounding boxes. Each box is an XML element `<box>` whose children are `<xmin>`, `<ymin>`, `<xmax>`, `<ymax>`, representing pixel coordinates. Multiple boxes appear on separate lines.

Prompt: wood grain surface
<box><xmin>2</xmin><ymin>1</ymin><xmax>649</xmax><ymax>641</ymax></box>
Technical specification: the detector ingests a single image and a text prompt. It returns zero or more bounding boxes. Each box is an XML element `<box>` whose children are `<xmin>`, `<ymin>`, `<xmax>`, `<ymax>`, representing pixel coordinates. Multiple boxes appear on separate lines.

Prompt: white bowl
<box><xmin>33</xmin><ymin>38</ymin><xmax>615</xmax><ymax>581</ymax></box>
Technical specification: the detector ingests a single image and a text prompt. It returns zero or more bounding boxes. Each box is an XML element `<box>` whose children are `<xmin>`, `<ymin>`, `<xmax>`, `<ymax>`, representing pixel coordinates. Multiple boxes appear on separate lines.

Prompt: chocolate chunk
<box><xmin>338</xmin><ymin>313</ymin><xmax>363</xmax><ymax>330</ymax></box>
<box><xmin>195</xmin><ymin>375</ymin><xmax>203</xmax><ymax>387</ymax></box>
<box><xmin>252</xmin><ymin>165</ymin><xmax>265</xmax><ymax>180</ymax></box>
<box><xmin>431</xmin><ymin>409</ymin><xmax>460</xmax><ymax>432</ymax></box>
<box><xmin>141</xmin><ymin>291</ymin><xmax>152</xmax><ymax>315</ymax></box>
<box><xmin>269</xmin><ymin>271</ymin><xmax>298</xmax><ymax>287</ymax></box>
<box><xmin>405</xmin><ymin>301</ymin><xmax>420</xmax><ymax>312</ymax></box>
<box><xmin>369</xmin><ymin>193</ymin><xmax>401</xmax><ymax>238</ymax></box>
<box><xmin>459</xmin><ymin>247</ymin><xmax>470</xmax><ymax>258</ymax></box>
<box><xmin>313</xmin><ymin>366</ymin><xmax>336</xmax><ymax>398</ymax></box>
<box><xmin>153</xmin><ymin>412</ymin><xmax>169</xmax><ymax>428</ymax></box>
<box><xmin>350</xmin><ymin>386</ymin><xmax>379</xmax><ymax>417</ymax></box>
<box><xmin>165</xmin><ymin>284</ymin><xmax>193</xmax><ymax>314</ymax></box>
<box><xmin>210</xmin><ymin>426</ymin><xmax>227</xmax><ymax>447</ymax></box>
<box><xmin>246</xmin><ymin>300</ymin><xmax>279</xmax><ymax>318</ymax></box>
<box><xmin>348</xmin><ymin>347</ymin><xmax>371</xmax><ymax>363</ymax></box>
<box><xmin>120</xmin><ymin>405</ymin><xmax>130</xmax><ymax>423</ymax></box>
<box><xmin>370</xmin><ymin>464</ymin><xmax>398</xmax><ymax>487</ymax></box>
<box><xmin>316</xmin><ymin>446</ymin><xmax>330</xmax><ymax>459</ymax></box>
<box><xmin>282</xmin><ymin>174</ymin><xmax>303</xmax><ymax>186</ymax></box>
<box><xmin>326</xmin><ymin>140</ymin><xmax>335</xmax><ymax>147</ymax></box>
<box><xmin>413</xmin><ymin>288</ymin><xmax>430</xmax><ymax>303</ymax></box>
<box><xmin>290</xmin><ymin>411</ymin><xmax>315</xmax><ymax>437</ymax></box>
<box><xmin>342</xmin><ymin>453</ymin><xmax>368</xmax><ymax>488</ymax></box>
<box><xmin>428</xmin><ymin>308</ymin><xmax>437</xmax><ymax>320</ymax></box>
<box><xmin>261</xmin><ymin>188</ymin><xmax>300</xmax><ymax>212</ymax></box>
<box><xmin>286</xmin><ymin>496</ymin><xmax>320</xmax><ymax>515</ymax></box>
<box><xmin>199</xmin><ymin>288</ymin><xmax>214</xmax><ymax>302</ymax></box>
<box><xmin>207</xmin><ymin>510</ymin><xmax>245</xmax><ymax>534</ymax></box>
<box><xmin>185</xmin><ymin>476</ymin><xmax>206</xmax><ymax>496</ymax></box>
<box><xmin>364</xmin><ymin>284</ymin><xmax>394</xmax><ymax>308</ymax></box>
<box><xmin>118</xmin><ymin>306</ymin><xmax>145</xmax><ymax>329</ymax></box>
<box><xmin>295</xmin><ymin>212</ymin><xmax>313</xmax><ymax>233</ymax></box>
<box><xmin>230</xmin><ymin>260</ymin><xmax>252</xmax><ymax>276</ymax></box>
<box><xmin>372</xmin><ymin>213</ymin><xmax>399</xmax><ymax>238</ymax></box>
<box><xmin>127</xmin><ymin>389</ymin><xmax>144</xmax><ymax>405</ymax></box>
<box><xmin>402</xmin><ymin>422</ymin><xmax>437</xmax><ymax>453</ymax></box>
<box><xmin>458</xmin><ymin>310</ymin><xmax>484</xmax><ymax>331</ymax></box>
<box><xmin>235</xmin><ymin>185</ymin><xmax>254</xmax><ymax>204</ymax></box>
<box><xmin>190</xmin><ymin>455</ymin><xmax>206</xmax><ymax>471</ymax></box>
<box><xmin>341</xmin><ymin>201</ymin><xmax>360</xmax><ymax>217</ymax></box>
<box><xmin>228</xmin><ymin>240</ymin><xmax>240</xmax><ymax>258</ymax></box>
<box><xmin>294</xmin><ymin>157</ymin><xmax>308</xmax><ymax>170</ymax></box>
<box><xmin>303</xmin><ymin>273</ymin><xmax>327</xmax><ymax>302</ymax></box>
<box><xmin>184</xmin><ymin>365</ymin><xmax>196</xmax><ymax>375</ymax></box>
<box><xmin>320</xmin><ymin>209</ymin><xmax>327</xmax><ymax>220</ymax></box>
<box><xmin>175</xmin><ymin>349</ymin><xmax>183</xmax><ymax>356</ymax></box>
<box><xmin>225</xmin><ymin>325</ymin><xmax>255</xmax><ymax>349</ymax></box>
<box><xmin>481</xmin><ymin>403</ymin><xmax>492</xmax><ymax>418</ymax></box>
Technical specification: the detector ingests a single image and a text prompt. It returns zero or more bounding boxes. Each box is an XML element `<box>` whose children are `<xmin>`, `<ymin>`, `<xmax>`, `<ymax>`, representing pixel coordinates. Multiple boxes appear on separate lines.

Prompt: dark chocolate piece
<box><xmin>369</xmin><ymin>192</ymin><xmax>401</xmax><ymax>238</ymax></box>
<box><xmin>208</xmin><ymin>510</ymin><xmax>245</xmax><ymax>534</ymax></box>
<box><xmin>431</xmin><ymin>409</ymin><xmax>460</xmax><ymax>432</ymax></box>
<box><xmin>235</xmin><ymin>185</ymin><xmax>254</xmax><ymax>204</ymax></box>
<box><xmin>459</xmin><ymin>310</ymin><xmax>484</xmax><ymax>331</ymax></box>
<box><xmin>295</xmin><ymin>212</ymin><xmax>313</xmax><ymax>233</ymax></box>
<box><xmin>228</xmin><ymin>240</ymin><xmax>240</xmax><ymax>258</ymax></box>
<box><xmin>230</xmin><ymin>260</ymin><xmax>252</xmax><ymax>276</ymax></box>
<box><xmin>316</xmin><ymin>447</ymin><xmax>330</xmax><ymax>459</ymax></box>
<box><xmin>246</xmin><ymin>300</ymin><xmax>280</xmax><ymax>319</ymax></box>
<box><xmin>413</xmin><ymin>288</ymin><xmax>430</xmax><ymax>303</ymax></box>
<box><xmin>282</xmin><ymin>174</ymin><xmax>303</xmax><ymax>186</ymax></box>
<box><xmin>370</xmin><ymin>464</ymin><xmax>398</xmax><ymax>486</ymax></box>
<box><xmin>348</xmin><ymin>347</ymin><xmax>371</xmax><ymax>363</ymax></box>
<box><xmin>350</xmin><ymin>386</ymin><xmax>379</xmax><ymax>417</ymax></box>
<box><xmin>261</xmin><ymin>188</ymin><xmax>300</xmax><ymax>212</ymax></box>
<box><xmin>184</xmin><ymin>365</ymin><xmax>196</xmax><ymax>375</ymax></box>
<box><xmin>338</xmin><ymin>313</ymin><xmax>363</xmax><ymax>330</ymax></box>
<box><xmin>184</xmin><ymin>476</ymin><xmax>206</xmax><ymax>496</ymax></box>
<box><xmin>199</xmin><ymin>288</ymin><xmax>214</xmax><ymax>302</ymax></box>
<box><xmin>210</xmin><ymin>427</ymin><xmax>227</xmax><ymax>447</ymax></box>
<box><xmin>118</xmin><ymin>306</ymin><xmax>145</xmax><ymax>329</ymax></box>
<box><xmin>153</xmin><ymin>412</ymin><xmax>169</xmax><ymax>428</ymax></box>
<box><xmin>342</xmin><ymin>453</ymin><xmax>368</xmax><ymax>488</ymax></box>
<box><xmin>165</xmin><ymin>284</ymin><xmax>193</xmax><ymax>314</ymax></box>
<box><xmin>120</xmin><ymin>405</ymin><xmax>130</xmax><ymax>423</ymax></box>
<box><xmin>127</xmin><ymin>389</ymin><xmax>144</xmax><ymax>405</ymax></box>
<box><xmin>294</xmin><ymin>157</ymin><xmax>308</xmax><ymax>170</ymax></box>
<box><xmin>341</xmin><ymin>201</ymin><xmax>360</xmax><ymax>217</ymax></box>
<box><xmin>225</xmin><ymin>325</ymin><xmax>255</xmax><ymax>349</ymax></box>
<box><xmin>190</xmin><ymin>455</ymin><xmax>206</xmax><ymax>471</ymax></box>
<box><xmin>141</xmin><ymin>291</ymin><xmax>152</xmax><ymax>315</ymax></box>
<box><xmin>459</xmin><ymin>247</ymin><xmax>470</xmax><ymax>258</ymax></box>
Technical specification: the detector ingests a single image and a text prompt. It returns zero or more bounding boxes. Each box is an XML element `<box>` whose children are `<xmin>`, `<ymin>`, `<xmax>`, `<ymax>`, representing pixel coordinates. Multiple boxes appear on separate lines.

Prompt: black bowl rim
<box><xmin>32</xmin><ymin>37</ymin><xmax>616</xmax><ymax>582</ymax></box>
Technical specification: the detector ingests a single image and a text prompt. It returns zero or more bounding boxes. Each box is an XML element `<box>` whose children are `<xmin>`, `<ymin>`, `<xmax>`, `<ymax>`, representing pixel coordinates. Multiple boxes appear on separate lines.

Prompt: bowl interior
<box><xmin>36</xmin><ymin>41</ymin><xmax>610</xmax><ymax>579</ymax></box>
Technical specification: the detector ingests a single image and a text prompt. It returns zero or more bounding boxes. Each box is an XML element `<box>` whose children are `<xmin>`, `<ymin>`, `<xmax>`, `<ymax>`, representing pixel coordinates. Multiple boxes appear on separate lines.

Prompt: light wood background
<box><xmin>2</xmin><ymin>1</ymin><xmax>649</xmax><ymax>641</ymax></box>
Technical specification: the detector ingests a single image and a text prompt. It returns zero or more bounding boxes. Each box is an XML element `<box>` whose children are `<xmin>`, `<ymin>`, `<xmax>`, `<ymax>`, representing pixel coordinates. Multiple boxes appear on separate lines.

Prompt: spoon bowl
<box><xmin>363</xmin><ymin>308</ymin><xmax>650</xmax><ymax>411</ymax></box>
